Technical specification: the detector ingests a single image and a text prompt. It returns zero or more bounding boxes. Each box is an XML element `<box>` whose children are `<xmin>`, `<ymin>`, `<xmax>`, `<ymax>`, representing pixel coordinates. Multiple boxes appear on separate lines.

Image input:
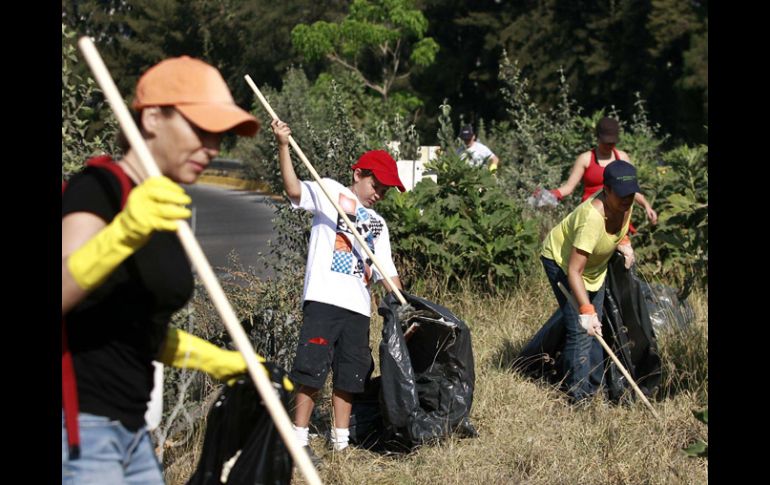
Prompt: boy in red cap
<box><xmin>271</xmin><ymin>119</ymin><xmax>404</xmax><ymax>460</ymax></box>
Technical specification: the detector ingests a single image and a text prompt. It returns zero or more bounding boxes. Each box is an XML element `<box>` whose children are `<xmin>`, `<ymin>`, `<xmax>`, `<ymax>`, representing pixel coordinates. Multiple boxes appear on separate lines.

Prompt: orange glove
<box><xmin>617</xmin><ymin>234</ymin><xmax>634</xmax><ymax>269</ymax></box>
<box><xmin>578</xmin><ymin>304</ymin><xmax>602</xmax><ymax>336</ymax></box>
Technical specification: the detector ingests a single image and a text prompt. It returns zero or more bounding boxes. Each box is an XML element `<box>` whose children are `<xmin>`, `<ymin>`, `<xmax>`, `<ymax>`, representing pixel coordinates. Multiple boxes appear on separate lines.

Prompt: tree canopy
<box><xmin>291</xmin><ymin>0</ymin><xmax>439</xmax><ymax>103</ymax></box>
<box><xmin>62</xmin><ymin>0</ymin><xmax>707</xmax><ymax>144</ymax></box>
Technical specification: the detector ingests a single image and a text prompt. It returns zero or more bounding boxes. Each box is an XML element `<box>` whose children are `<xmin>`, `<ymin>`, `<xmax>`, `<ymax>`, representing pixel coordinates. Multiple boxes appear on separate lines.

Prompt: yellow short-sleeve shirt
<box><xmin>541</xmin><ymin>192</ymin><xmax>631</xmax><ymax>291</ymax></box>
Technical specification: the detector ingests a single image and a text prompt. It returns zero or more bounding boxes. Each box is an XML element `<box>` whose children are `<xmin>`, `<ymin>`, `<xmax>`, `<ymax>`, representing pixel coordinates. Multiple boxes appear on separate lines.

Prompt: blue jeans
<box><xmin>541</xmin><ymin>257</ymin><xmax>606</xmax><ymax>402</ymax></box>
<box><xmin>62</xmin><ymin>412</ymin><xmax>164</xmax><ymax>485</ymax></box>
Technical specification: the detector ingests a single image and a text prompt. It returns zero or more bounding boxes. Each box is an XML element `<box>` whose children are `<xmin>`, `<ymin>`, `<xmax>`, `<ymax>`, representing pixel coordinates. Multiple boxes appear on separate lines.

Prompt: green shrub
<box><xmin>619</xmin><ymin>93</ymin><xmax>668</xmax><ymax>170</ymax></box>
<box><xmin>634</xmin><ymin>144</ymin><xmax>708</xmax><ymax>288</ymax></box>
<box><xmin>236</xmin><ymin>55</ymin><xmax>707</xmax><ymax>292</ymax></box>
<box><xmin>490</xmin><ymin>56</ymin><xmax>666</xmax><ymax>208</ymax></box>
<box><xmin>490</xmin><ymin>56</ymin><xmax>593</xmax><ymax>206</ymax></box>
<box><xmin>378</xmin><ymin>150</ymin><xmax>539</xmax><ymax>292</ymax></box>
<box><xmin>62</xmin><ymin>23</ymin><xmax>119</xmax><ymax>180</ymax></box>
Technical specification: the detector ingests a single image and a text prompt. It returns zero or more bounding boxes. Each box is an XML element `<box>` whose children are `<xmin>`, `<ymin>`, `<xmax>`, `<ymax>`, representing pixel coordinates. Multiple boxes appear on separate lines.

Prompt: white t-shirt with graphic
<box><xmin>459</xmin><ymin>141</ymin><xmax>495</xmax><ymax>168</ymax></box>
<box><xmin>292</xmin><ymin>178</ymin><xmax>398</xmax><ymax>317</ymax></box>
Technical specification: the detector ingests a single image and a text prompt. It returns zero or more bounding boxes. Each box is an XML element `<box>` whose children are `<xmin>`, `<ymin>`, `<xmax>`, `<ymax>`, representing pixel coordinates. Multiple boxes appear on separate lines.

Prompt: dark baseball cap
<box><xmin>459</xmin><ymin>125</ymin><xmax>474</xmax><ymax>141</ymax></box>
<box><xmin>596</xmin><ymin>117</ymin><xmax>620</xmax><ymax>144</ymax></box>
<box><xmin>351</xmin><ymin>150</ymin><xmax>406</xmax><ymax>192</ymax></box>
<box><xmin>604</xmin><ymin>160</ymin><xmax>641</xmax><ymax>197</ymax></box>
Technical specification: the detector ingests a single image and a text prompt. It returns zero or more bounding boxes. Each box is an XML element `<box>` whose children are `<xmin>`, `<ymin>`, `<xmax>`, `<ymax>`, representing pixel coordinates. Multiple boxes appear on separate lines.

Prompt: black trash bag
<box><xmin>602</xmin><ymin>253</ymin><xmax>662</xmax><ymax>401</ymax></box>
<box><xmin>514</xmin><ymin>308</ymin><xmax>565</xmax><ymax>384</ymax></box>
<box><xmin>348</xmin><ymin>376</ymin><xmax>385</xmax><ymax>449</ymax></box>
<box><xmin>376</xmin><ymin>291</ymin><xmax>477</xmax><ymax>449</ymax></box>
<box><xmin>187</xmin><ymin>363</ymin><xmax>293</xmax><ymax>485</ymax></box>
<box><xmin>514</xmin><ymin>252</ymin><xmax>662</xmax><ymax>402</ymax></box>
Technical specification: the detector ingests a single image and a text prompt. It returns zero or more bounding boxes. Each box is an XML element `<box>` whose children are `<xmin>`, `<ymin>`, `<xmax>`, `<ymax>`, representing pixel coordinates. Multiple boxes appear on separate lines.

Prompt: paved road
<box><xmin>184</xmin><ymin>184</ymin><xmax>279</xmax><ymax>278</ymax></box>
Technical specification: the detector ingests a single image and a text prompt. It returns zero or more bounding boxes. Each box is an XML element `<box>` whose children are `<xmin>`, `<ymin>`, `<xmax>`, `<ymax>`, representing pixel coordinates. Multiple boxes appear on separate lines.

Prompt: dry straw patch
<box><xmin>169</xmin><ymin>272</ymin><xmax>708</xmax><ymax>485</ymax></box>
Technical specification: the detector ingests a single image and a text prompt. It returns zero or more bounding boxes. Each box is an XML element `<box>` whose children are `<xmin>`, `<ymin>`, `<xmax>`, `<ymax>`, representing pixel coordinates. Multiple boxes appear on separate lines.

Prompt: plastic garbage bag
<box><xmin>187</xmin><ymin>363</ymin><xmax>293</xmax><ymax>485</ymax></box>
<box><xmin>377</xmin><ymin>291</ymin><xmax>477</xmax><ymax>449</ymax></box>
<box><xmin>640</xmin><ymin>282</ymin><xmax>695</xmax><ymax>333</ymax></box>
<box><xmin>527</xmin><ymin>188</ymin><xmax>558</xmax><ymax>208</ymax></box>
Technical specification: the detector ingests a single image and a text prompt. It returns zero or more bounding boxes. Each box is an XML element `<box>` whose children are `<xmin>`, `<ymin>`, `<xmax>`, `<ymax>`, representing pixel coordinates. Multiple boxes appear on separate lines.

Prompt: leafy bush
<box><xmin>489</xmin><ymin>56</ymin><xmax>592</xmax><ymax>206</ymax></box>
<box><xmin>62</xmin><ymin>23</ymin><xmax>119</xmax><ymax>180</ymax></box>
<box><xmin>618</xmin><ymin>93</ymin><xmax>668</xmax><ymax>170</ymax></box>
<box><xmin>634</xmin><ymin>144</ymin><xmax>708</xmax><ymax>288</ymax></box>
<box><xmin>378</xmin><ymin>152</ymin><xmax>539</xmax><ymax>292</ymax></box>
<box><xmin>489</xmin><ymin>55</ymin><xmax>667</xmax><ymax>208</ymax></box>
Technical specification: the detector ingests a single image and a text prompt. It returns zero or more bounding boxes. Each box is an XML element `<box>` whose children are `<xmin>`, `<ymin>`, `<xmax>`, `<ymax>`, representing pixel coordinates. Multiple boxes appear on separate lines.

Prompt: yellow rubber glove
<box><xmin>158</xmin><ymin>328</ymin><xmax>293</xmax><ymax>390</ymax></box>
<box><xmin>67</xmin><ymin>176</ymin><xmax>191</xmax><ymax>291</ymax></box>
<box><xmin>488</xmin><ymin>162</ymin><xmax>498</xmax><ymax>173</ymax></box>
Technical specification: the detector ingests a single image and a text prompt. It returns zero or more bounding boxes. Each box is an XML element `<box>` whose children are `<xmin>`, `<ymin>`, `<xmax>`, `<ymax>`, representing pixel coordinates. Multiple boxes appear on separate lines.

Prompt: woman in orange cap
<box><xmin>62</xmin><ymin>56</ymin><xmax>261</xmax><ymax>483</ymax></box>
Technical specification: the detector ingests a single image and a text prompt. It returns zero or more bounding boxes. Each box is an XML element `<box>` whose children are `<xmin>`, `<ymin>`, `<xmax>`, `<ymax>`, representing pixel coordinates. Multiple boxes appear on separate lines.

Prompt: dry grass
<box><xmin>163</xmin><ymin>422</ymin><xmax>207</xmax><ymax>484</ymax></box>
<box><xmin>166</xmin><ymin>271</ymin><xmax>708</xmax><ymax>485</ymax></box>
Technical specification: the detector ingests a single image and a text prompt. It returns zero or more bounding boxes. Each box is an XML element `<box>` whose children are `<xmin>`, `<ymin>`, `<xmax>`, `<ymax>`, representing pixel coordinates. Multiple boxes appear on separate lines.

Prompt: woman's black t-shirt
<box><xmin>62</xmin><ymin>164</ymin><xmax>193</xmax><ymax>430</ymax></box>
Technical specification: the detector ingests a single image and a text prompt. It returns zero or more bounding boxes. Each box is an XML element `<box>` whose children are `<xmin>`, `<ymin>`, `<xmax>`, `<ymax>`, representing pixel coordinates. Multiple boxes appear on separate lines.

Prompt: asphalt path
<box><xmin>183</xmin><ymin>184</ymin><xmax>279</xmax><ymax>278</ymax></box>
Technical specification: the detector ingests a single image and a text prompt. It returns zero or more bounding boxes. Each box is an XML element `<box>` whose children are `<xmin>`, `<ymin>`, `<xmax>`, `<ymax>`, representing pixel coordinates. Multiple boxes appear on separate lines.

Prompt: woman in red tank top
<box><xmin>548</xmin><ymin>117</ymin><xmax>658</xmax><ymax>227</ymax></box>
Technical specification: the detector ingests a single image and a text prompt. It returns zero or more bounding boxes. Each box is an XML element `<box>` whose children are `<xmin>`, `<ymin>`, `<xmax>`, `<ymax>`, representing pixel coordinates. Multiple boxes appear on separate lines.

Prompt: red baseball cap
<box><xmin>131</xmin><ymin>56</ymin><xmax>260</xmax><ymax>137</ymax></box>
<box><xmin>351</xmin><ymin>150</ymin><xmax>406</xmax><ymax>192</ymax></box>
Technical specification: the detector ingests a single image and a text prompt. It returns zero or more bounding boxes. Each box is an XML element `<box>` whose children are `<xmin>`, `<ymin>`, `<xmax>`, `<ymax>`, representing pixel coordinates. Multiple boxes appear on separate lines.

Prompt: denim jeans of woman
<box><xmin>541</xmin><ymin>256</ymin><xmax>606</xmax><ymax>402</ymax></box>
<box><xmin>62</xmin><ymin>412</ymin><xmax>164</xmax><ymax>485</ymax></box>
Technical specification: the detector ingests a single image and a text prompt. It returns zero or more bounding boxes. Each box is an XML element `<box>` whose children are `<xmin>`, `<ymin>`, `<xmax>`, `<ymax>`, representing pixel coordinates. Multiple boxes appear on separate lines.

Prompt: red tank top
<box><xmin>582</xmin><ymin>147</ymin><xmax>638</xmax><ymax>234</ymax></box>
<box><xmin>581</xmin><ymin>147</ymin><xmax>621</xmax><ymax>201</ymax></box>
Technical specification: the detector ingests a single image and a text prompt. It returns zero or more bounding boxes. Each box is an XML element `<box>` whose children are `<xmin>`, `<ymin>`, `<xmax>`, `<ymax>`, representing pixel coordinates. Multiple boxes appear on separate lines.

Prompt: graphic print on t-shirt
<box><xmin>331</xmin><ymin>193</ymin><xmax>384</xmax><ymax>284</ymax></box>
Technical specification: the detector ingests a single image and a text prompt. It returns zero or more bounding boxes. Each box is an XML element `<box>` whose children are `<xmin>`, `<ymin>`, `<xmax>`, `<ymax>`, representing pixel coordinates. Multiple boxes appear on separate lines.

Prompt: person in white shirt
<box><xmin>458</xmin><ymin>124</ymin><xmax>500</xmax><ymax>172</ymax></box>
<box><xmin>271</xmin><ymin>119</ymin><xmax>405</xmax><ymax>461</ymax></box>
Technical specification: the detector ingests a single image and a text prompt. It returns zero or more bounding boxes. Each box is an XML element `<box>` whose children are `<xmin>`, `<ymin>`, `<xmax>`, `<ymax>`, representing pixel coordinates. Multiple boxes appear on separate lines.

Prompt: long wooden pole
<box><xmin>557</xmin><ymin>281</ymin><xmax>660</xmax><ymax>420</ymax></box>
<box><xmin>244</xmin><ymin>74</ymin><xmax>408</xmax><ymax>306</ymax></box>
<box><xmin>77</xmin><ymin>37</ymin><xmax>323</xmax><ymax>485</ymax></box>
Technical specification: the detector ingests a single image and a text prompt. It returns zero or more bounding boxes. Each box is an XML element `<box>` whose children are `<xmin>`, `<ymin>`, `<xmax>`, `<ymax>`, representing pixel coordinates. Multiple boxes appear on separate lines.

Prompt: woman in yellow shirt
<box><xmin>540</xmin><ymin>160</ymin><xmax>638</xmax><ymax>403</ymax></box>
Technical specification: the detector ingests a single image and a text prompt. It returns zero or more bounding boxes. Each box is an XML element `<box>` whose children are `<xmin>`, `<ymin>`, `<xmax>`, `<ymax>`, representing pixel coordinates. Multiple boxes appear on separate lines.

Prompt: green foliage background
<box><xmin>63</xmin><ymin>0</ymin><xmax>707</xmax><ymax>145</ymax></box>
<box><xmin>61</xmin><ymin>14</ymin><xmax>708</xmax><ymax>290</ymax></box>
<box><xmin>62</xmin><ymin>23</ymin><xmax>119</xmax><ymax>180</ymax></box>
<box><xmin>61</xmin><ymin>4</ymin><xmax>707</xmax><ymax>477</ymax></box>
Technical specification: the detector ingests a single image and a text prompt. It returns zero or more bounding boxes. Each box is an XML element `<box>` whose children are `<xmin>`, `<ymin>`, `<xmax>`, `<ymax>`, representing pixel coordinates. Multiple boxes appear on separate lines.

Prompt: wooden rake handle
<box><xmin>77</xmin><ymin>37</ymin><xmax>323</xmax><ymax>485</ymax></box>
<box><xmin>244</xmin><ymin>74</ymin><xmax>407</xmax><ymax>306</ymax></box>
<box><xmin>557</xmin><ymin>282</ymin><xmax>660</xmax><ymax>420</ymax></box>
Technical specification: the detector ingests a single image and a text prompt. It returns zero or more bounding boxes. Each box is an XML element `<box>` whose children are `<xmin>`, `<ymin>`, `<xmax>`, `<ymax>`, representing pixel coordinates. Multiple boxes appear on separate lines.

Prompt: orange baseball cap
<box><xmin>131</xmin><ymin>56</ymin><xmax>260</xmax><ymax>137</ymax></box>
